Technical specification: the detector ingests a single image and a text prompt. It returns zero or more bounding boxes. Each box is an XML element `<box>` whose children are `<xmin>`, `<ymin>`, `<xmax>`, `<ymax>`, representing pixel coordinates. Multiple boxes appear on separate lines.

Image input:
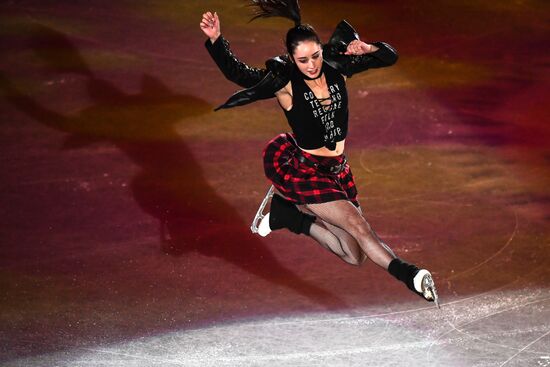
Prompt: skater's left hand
<box><xmin>344</xmin><ymin>40</ymin><xmax>378</xmax><ymax>55</ymax></box>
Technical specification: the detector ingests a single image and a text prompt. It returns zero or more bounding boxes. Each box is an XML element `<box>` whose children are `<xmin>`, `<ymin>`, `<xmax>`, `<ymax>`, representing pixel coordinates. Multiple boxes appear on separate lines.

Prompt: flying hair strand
<box><xmin>246</xmin><ymin>0</ymin><xmax>302</xmax><ymax>26</ymax></box>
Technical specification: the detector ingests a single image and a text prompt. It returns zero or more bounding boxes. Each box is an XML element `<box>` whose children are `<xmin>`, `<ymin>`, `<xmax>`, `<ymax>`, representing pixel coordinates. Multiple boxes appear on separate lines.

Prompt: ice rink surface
<box><xmin>0</xmin><ymin>0</ymin><xmax>548</xmax><ymax>366</ymax></box>
<box><xmin>5</xmin><ymin>289</ymin><xmax>550</xmax><ymax>366</ymax></box>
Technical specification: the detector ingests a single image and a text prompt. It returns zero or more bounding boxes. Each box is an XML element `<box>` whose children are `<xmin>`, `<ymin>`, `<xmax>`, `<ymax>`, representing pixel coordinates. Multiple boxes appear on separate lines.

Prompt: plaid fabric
<box><xmin>263</xmin><ymin>133</ymin><xmax>359</xmax><ymax>207</ymax></box>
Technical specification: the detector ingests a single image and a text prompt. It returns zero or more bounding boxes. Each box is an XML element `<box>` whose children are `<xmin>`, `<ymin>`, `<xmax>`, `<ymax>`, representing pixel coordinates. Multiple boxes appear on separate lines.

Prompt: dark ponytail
<box><xmin>246</xmin><ymin>0</ymin><xmax>321</xmax><ymax>56</ymax></box>
<box><xmin>247</xmin><ymin>0</ymin><xmax>301</xmax><ymax>26</ymax></box>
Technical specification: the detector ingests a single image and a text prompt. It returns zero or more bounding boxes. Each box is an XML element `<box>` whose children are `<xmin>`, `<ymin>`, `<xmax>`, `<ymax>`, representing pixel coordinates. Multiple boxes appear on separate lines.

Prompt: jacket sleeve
<box><xmin>213</xmin><ymin>54</ymin><xmax>293</xmax><ymax>111</ymax></box>
<box><xmin>323</xmin><ymin>20</ymin><xmax>398</xmax><ymax>78</ymax></box>
<box><xmin>341</xmin><ymin>41</ymin><xmax>398</xmax><ymax>77</ymax></box>
<box><xmin>205</xmin><ymin>35</ymin><xmax>269</xmax><ymax>88</ymax></box>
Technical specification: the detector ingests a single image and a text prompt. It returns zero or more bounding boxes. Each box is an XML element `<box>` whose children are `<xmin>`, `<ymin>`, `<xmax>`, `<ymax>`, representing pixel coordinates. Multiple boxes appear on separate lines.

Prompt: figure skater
<box><xmin>200</xmin><ymin>0</ymin><xmax>439</xmax><ymax>306</ymax></box>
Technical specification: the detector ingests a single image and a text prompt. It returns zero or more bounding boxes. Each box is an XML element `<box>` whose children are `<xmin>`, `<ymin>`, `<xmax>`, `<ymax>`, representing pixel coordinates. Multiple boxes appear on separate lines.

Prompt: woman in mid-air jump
<box><xmin>200</xmin><ymin>0</ymin><xmax>439</xmax><ymax>306</ymax></box>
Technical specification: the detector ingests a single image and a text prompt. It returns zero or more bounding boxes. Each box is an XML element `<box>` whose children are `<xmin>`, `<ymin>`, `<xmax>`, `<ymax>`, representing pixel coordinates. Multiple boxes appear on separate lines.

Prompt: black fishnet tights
<box><xmin>299</xmin><ymin>200</ymin><xmax>397</xmax><ymax>269</ymax></box>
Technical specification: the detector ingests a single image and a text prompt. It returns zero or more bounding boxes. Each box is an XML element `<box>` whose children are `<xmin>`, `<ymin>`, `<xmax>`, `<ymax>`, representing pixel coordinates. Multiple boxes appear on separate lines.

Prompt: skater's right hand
<box><xmin>200</xmin><ymin>11</ymin><xmax>221</xmax><ymax>44</ymax></box>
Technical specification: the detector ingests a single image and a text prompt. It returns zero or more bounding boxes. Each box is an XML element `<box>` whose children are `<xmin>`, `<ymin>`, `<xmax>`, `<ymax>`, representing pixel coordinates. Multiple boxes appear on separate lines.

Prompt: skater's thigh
<box><xmin>273</xmin><ymin>186</ymin><xmax>363</xmax><ymax>217</ymax></box>
<box><xmin>297</xmin><ymin>203</ymin><xmax>365</xmax><ymax>262</ymax></box>
<box><xmin>297</xmin><ymin>204</ymin><xmax>344</xmax><ymax>230</ymax></box>
<box><xmin>306</xmin><ymin>200</ymin><xmax>366</xmax><ymax>229</ymax></box>
<box><xmin>321</xmin><ymin>219</ymin><xmax>365</xmax><ymax>262</ymax></box>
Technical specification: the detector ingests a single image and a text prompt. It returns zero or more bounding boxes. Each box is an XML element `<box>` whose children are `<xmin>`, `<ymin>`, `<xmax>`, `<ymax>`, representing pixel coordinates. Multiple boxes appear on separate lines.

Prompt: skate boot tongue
<box><xmin>257</xmin><ymin>213</ymin><xmax>272</xmax><ymax>237</ymax></box>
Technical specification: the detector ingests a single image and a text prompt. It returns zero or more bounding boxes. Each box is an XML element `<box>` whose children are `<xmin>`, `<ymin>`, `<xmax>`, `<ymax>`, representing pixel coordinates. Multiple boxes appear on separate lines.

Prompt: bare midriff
<box><xmin>299</xmin><ymin>140</ymin><xmax>345</xmax><ymax>157</ymax></box>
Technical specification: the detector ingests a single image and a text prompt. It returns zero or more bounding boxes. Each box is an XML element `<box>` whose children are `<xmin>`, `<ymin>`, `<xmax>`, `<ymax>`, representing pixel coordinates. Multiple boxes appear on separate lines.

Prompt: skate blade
<box><xmin>422</xmin><ymin>274</ymin><xmax>440</xmax><ymax>309</ymax></box>
<box><xmin>250</xmin><ymin>185</ymin><xmax>275</xmax><ymax>234</ymax></box>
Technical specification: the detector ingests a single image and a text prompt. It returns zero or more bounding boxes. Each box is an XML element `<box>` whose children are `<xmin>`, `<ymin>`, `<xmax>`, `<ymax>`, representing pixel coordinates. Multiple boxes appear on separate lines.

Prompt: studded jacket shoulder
<box><xmin>204</xmin><ymin>20</ymin><xmax>398</xmax><ymax>111</ymax></box>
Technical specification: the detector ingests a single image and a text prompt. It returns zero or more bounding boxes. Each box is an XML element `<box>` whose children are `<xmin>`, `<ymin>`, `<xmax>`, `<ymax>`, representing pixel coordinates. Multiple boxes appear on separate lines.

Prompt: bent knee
<box><xmin>347</xmin><ymin>216</ymin><xmax>373</xmax><ymax>238</ymax></box>
<box><xmin>342</xmin><ymin>253</ymin><xmax>368</xmax><ymax>267</ymax></box>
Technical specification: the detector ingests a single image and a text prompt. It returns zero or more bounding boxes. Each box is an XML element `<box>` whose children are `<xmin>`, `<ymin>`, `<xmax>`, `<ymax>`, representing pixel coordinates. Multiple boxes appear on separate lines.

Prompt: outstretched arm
<box><xmin>323</xmin><ymin>20</ymin><xmax>398</xmax><ymax>78</ymax></box>
<box><xmin>201</xmin><ymin>11</ymin><xmax>268</xmax><ymax>88</ymax></box>
<box><xmin>341</xmin><ymin>40</ymin><xmax>398</xmax><ymax>77</ymax></box>
<box><xmin>344</xmin><ymin>39</ymin><xmax>398</xmax><ymax>71</ymax></box>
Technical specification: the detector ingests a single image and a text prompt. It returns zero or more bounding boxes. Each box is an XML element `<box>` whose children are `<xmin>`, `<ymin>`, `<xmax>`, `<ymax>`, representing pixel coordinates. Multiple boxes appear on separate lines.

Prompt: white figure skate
<box><xmin>414</xmin><ymin>269</ymin><xmax>440</xmax><ymax>308</ymax></box>
<box><xmin>250</xmin><ymin>185</ymin><xmax>274</xmax><ymax>237</ymax></box>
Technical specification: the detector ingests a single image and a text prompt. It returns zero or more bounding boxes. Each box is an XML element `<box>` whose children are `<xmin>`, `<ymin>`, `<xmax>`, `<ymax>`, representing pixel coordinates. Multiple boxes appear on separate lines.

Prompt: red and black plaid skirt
<box><xmin>263</xmin><ymin>133</ymin><xmax>360</xmax><ymax>207</ymax></box>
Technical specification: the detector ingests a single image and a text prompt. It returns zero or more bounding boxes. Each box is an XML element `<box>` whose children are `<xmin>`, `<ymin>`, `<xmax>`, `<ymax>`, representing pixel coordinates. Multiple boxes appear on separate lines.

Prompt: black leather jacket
<box><xmin>205</xmin><ymin>20</ymin><xmax>398</xmax><ymax>111</ymax></box>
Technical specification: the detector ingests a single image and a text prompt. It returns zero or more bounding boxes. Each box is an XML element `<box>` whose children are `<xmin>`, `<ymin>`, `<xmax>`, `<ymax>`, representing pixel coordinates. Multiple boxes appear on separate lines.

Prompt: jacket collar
<box><xmin>215</xmin><ymin>20</ymin><xmax>360</xmax><ymax>111</ymax></box>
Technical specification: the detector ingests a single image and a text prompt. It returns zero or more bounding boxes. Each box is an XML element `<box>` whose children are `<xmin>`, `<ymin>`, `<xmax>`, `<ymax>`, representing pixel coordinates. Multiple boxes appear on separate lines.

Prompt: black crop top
<box><xmin>283</xmin><ymin>61</ymin><xmax>348</xmax><ymax>150</ymax></box>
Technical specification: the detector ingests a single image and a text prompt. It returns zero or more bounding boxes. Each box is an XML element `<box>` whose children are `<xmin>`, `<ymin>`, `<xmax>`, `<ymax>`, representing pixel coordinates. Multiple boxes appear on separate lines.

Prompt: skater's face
<box><xmin>292</xmin><ymin>40</ymin><xmax>323</xmax><ymax>79</ymax></box>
